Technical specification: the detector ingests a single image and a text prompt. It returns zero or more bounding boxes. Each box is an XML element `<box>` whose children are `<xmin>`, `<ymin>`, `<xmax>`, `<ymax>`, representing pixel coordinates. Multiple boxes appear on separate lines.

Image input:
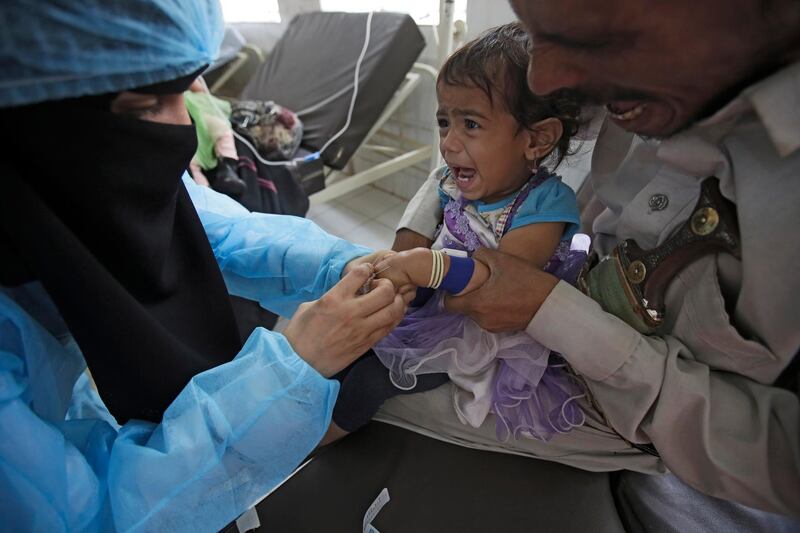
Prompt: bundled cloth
<box><xmin>231</xmin><ymin>100</ymin><xmax>304</xmax><ymax>161</ymax></box>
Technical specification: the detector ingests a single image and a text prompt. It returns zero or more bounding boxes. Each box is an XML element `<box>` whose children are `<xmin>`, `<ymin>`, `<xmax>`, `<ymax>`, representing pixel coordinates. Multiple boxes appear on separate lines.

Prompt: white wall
<box><xmin>465</xmin><ymin>0</ymin><xmax>517</xmax><ymax>40</ymax></box>
<box><xmin>232</xmin><ymin>0</ymin><xmax>321</xmax><ymax>52</ymax></box>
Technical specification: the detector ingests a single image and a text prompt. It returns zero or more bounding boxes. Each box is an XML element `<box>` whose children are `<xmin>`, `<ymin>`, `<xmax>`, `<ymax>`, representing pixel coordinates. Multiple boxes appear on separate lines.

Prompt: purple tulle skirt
<box><xmin>374</xmin><ymin>238</ymin><xmax>590</xmax><ymax>442</ymax></box>
<box><xmin>374</xmin><ymin>293</ymin><xmax>585</xmax><ymax>442</ymax></box>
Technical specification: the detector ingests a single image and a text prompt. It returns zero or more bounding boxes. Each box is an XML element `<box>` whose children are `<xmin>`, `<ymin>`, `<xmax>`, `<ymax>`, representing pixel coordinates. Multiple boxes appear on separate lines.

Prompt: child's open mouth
<box><xmin>451</xmin><ymin>166</ymin><xmax>477</xmax><ymax>191</ymax></box>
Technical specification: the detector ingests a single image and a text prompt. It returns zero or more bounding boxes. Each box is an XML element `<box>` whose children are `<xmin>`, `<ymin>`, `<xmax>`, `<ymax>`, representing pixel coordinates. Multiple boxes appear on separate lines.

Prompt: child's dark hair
<box><xmin>438</xmin><ymin>22</ymin><xmax>580</xmax><ymax>168</ymax></box>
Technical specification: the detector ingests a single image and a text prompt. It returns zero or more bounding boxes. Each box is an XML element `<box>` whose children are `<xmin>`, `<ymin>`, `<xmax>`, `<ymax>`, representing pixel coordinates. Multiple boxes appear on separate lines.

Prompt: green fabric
<box><xmin>586</xmin><ymin>257</ymin><xmax>657</xmax><ymax>335</ymax></box>
<box><xmin>184</xmin><ymin>91</ymin><xmax>232</xmax><ymax>170</ymax></box>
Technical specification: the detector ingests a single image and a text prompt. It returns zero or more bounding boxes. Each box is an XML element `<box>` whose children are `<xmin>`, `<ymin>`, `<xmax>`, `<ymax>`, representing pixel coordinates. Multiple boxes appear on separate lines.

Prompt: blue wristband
<box><xmin>440</xmin><ymin>256</ymin><xmax>475</xmax><ymax>294</ymax></box>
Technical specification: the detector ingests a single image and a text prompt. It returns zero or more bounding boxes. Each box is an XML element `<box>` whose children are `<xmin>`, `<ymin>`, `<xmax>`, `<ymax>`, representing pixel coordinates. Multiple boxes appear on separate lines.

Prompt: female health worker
<box><xmin>0</xmin><ymin>1</ymin><xmax>412</xmax><ymax>530</ymax></box>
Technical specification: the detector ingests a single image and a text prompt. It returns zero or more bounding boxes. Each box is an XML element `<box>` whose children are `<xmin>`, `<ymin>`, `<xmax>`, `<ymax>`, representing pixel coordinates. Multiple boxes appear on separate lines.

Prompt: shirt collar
<box><xmin>696</xmin><ymin>61</ymin><xmax>800</xmax><ymax>158</ymax></box>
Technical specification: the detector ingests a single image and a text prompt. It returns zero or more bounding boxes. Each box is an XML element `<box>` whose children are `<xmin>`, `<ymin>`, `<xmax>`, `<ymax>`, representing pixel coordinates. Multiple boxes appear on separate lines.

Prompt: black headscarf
<box><xmin>0</xmin><ymin>85</ymin><xmax>242</xmax><ymax>424</ymax></box>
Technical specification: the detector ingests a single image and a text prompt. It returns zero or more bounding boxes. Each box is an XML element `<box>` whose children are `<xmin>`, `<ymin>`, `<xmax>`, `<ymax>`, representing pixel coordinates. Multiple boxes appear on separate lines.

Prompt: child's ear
<box><xmin>523</xmin><ymin>118</ymin><xmax>563</xmax><ymax>161</ymax></box>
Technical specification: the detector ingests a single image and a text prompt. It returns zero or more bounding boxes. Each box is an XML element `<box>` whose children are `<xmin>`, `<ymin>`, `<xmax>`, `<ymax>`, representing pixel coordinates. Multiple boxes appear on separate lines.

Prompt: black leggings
<box><xmin>331</xmin><ymin>350</ymin><xmax>448</xmax><ymax>432</ymax></box>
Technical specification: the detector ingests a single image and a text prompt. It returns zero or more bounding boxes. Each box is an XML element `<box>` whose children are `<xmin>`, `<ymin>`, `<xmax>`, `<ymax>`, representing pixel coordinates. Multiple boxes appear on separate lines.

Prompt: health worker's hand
<box><xmin>444</xmin><ymin>247</ymin><xmax>558</xmax><ymax>332</ymax></box>
<box><xmin>283</xmin><ymin>264</ymin><xmax>412</xmax><ymax>377</ymax></box>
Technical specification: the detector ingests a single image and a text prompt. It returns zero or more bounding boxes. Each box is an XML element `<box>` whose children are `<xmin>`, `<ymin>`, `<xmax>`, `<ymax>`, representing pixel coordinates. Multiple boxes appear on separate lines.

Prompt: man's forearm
<box><xmin>527</xmin><ymin>281</ymin><xmax>800</xmax><ymax>517</ymax></box>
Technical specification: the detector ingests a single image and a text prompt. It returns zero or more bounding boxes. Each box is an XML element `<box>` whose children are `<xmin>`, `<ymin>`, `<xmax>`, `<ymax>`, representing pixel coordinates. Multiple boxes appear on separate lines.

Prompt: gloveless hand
<box><xmin>444</xmin><ymin>247</ymin><xmax>558</xmax><ymax>332</ymax></box>
<box><xmin>283</xmin><ymin>264</ymin><xmax>412</xmax><ymax>377</ymax></box>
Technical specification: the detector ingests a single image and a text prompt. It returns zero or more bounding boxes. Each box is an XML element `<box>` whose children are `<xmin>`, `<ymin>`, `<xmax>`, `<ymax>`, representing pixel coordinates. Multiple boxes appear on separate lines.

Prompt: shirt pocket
<box><xmin>616</xmin><ymin>169</ymin><xmax>701</xmax><ymax>250</ymax></box>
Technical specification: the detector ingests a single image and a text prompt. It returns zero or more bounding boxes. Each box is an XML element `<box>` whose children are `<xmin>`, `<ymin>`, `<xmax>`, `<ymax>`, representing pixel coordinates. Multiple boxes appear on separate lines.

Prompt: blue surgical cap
<box><xmin>0</xmin><ymin>0</ymin><xmax>224</xmax><ymax>108</ymax></box>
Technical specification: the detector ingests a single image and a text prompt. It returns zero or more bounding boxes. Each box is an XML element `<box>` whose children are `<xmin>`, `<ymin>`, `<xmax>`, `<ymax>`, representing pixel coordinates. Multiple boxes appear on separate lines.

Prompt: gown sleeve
<box><xmin>183</xmin><ymin>174</ymin><xmax>372</xmax><ymax>318</ymax></box>
<box><xmin>0</xmin><ymin>291</ymin><xmax>339</xmax><ymax>532</ymax></box>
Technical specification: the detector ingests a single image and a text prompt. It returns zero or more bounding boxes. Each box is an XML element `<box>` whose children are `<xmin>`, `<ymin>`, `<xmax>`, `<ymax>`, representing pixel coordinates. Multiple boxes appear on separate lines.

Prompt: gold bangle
<box><xmin>429</xmin><ymin>249</ymin><xmax>444</xmax><ymax>289</ymax></box>
<box><xmin>427</xmin><ymin>249</ymin><xmax>437</xmax><ymax>287</ymax></box>
<box><xmin>436</xmin><ymin>250</ymin><xmax>444</xmax><ymax>288</ymax></box>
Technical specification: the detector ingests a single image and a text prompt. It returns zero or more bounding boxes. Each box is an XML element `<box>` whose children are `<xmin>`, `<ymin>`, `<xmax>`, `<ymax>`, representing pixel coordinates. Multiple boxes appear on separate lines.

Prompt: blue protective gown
<box><xmin>0</xmin><ymin>176</ymin><xmax>371</xmax><ymax>532</ymax></box>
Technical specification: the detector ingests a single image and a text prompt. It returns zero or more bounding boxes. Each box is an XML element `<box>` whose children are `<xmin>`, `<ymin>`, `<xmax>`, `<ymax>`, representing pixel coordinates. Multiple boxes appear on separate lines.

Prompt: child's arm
<box><xmin>392</xmin><ymin>229</ymin><xmax>432</xmax><ymax>253</ymax></box>
<box><xmin>498</xmin><ymin>222</ymin><xmax>565</xmax><ymax>268</ymax></box>
<box><xmin>376</xmin><ymin>221</ymin><xmax>564</xmax><ymax>296</ymax></box>
<box><xmin>374</xmin><ymin>247</ymin><xmax>489</xmax><ymax>296</ymax></box>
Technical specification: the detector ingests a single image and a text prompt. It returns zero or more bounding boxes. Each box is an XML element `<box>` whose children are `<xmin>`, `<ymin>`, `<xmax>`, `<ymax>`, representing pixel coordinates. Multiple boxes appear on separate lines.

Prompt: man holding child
<box><xmin>390</xmin><ymin>0</ymin><xmax>800</xmax><ymax>523</ymax></box>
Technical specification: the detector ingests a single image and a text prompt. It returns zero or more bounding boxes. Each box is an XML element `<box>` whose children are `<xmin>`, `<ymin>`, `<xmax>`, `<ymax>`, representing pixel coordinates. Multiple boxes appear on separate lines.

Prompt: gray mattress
<box><xmin>240</xmin><ymin>12</ymin><xmax>425</xmax><ymax>170</ymax></box>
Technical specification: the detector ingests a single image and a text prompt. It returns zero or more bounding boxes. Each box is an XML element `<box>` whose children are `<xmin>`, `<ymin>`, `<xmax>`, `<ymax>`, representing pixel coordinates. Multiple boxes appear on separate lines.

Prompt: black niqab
<box><xmin>0</xmin><ymin>96</ymin><xmax>242</xmax><ymax>423</ymax></box>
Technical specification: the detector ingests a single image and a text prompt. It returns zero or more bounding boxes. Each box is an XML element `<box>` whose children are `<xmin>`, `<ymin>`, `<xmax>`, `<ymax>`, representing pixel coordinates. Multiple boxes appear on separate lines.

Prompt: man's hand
<box><xmin>444</xmin><ymin>248</ymin><xmax>559</xmax><ymax>332</ymax></box>
<box><xmin>283</xmin><ymin>264</ymin><xmax>412</xmax><ymax>377</ymax></box>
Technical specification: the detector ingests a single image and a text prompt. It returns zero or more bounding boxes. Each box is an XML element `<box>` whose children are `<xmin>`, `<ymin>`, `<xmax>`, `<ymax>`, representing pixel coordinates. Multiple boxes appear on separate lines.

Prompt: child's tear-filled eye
<box><xmin>465</xmin><ymin>119</ymin><xmax>480</xmax><ymax>130</ymax></box>
<box><xmin>437</xmin><ymin>117</ymin><xmax>449</xmax><ymax>129</ymax></box>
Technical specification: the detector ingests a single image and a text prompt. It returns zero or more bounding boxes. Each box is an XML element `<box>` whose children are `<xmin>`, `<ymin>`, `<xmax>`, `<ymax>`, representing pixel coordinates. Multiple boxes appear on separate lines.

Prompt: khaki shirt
<box><xmin>395</xmin><ymin>62</ymin><xmax>800</xmax><ymax>516</ymax></box>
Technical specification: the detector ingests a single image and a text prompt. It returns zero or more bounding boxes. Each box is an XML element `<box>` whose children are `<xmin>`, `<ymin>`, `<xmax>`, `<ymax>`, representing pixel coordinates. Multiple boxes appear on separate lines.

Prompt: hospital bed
<box><xmin>243</xmin><ymin>422</ymin><xmax>626</xmax><ymax>532</ymax></box>
<box><xmin>236</xmin><ymin>11</ymin><xmax>435</xmax><ymax>206</ymax></box>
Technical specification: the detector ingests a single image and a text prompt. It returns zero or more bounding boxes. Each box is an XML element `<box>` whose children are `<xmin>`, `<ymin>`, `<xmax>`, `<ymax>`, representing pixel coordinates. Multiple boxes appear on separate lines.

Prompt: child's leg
<box><xmin>321</xmin><ymin>350</ymin><xmax>448</xmax><ymax>445</ymax></box>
